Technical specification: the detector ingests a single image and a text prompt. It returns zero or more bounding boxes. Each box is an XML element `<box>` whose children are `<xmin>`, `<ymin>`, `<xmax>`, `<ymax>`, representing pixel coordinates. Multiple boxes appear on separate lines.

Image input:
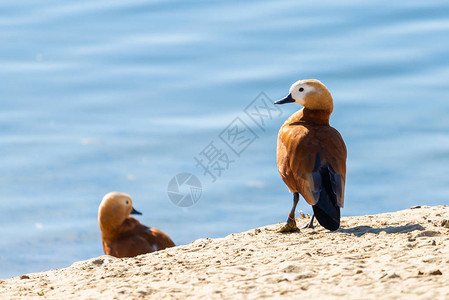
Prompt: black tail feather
<box><xmin>312</xmin><ymin>154</ymin><xmax>340</xmax><ymax>231</ymax></box>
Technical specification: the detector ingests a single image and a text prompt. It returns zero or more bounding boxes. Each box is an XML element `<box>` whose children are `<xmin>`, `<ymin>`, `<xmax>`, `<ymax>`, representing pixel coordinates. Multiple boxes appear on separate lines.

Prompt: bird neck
<box><xmin>99</xmin><ymin>214</ymin><xmax>125</xmax><ymax>237</ymax></box>
<box><xmin>298</xmin><ymin>108</ymin><xmax>330</xmax><ymax>125</ymax></box>
<box><xmin>100</xmin><ymin>217</ymin><xmax>140</xmax><ymax>240</ymax></box>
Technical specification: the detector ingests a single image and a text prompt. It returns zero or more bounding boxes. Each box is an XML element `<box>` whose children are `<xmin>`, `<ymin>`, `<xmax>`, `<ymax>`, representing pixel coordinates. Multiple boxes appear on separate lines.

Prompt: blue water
<box><xmin>1</xmin><ymin>0</ymin><xmax>449</xmax><ymax>278</ymax></box>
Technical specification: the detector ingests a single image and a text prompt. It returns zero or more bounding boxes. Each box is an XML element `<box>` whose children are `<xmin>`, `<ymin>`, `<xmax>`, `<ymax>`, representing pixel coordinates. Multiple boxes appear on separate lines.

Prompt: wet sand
<box><xmin>1</xmin><ymin>205</ymin><xmax>448</xmax><ymax>299</ymax></box>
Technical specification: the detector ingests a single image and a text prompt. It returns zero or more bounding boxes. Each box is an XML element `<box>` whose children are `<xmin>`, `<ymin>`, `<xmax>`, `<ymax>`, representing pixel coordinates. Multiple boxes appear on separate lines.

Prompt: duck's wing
<box><xmin>121</xmin><ymin>218</ymin><xmax>175</xmax><ymax>250</ymax></box>
<box><xmin>141</xmin><ymin>227</ymin><xmax>176</xmax><ymax>251</ymax></box>
<box><xmin>311</xmin><ymin>126</ymin><xmax>347</xmax><ymax>208</ymax></box>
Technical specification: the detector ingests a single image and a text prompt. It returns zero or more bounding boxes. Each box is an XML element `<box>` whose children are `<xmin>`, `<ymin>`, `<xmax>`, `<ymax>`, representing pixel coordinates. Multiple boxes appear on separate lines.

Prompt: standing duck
<box><xmin>275</xmin><ymin>79</ymin><xmax>347</xmax><ymax>232</ymax></box>
<box><xmin>98</xmin><ymin>192</ymin><xmax>175</xmax><ymax>257</ymax></box>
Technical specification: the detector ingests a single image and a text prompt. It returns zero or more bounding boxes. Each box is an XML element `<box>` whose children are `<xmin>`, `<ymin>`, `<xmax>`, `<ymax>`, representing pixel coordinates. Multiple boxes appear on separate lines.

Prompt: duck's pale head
<box><xmin>275</xmin><ymin>79</ymin><xmax>333</xmax><ymax>113</ymax></box>
<box><xmin>98</xmin><ymin>192</ymin><xmax>142</xmax><ymax>230</ymax></box>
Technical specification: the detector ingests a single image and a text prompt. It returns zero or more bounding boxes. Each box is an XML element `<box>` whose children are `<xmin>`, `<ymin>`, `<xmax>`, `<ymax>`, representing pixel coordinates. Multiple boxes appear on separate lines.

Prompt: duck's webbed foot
<box><xmin>301</xmin><ymin>214</ymin><xmax>317</xmax><ymax>229</ymax></box>
<box><xmin>279</xmin><ymin>213</ymin><xmax>300</xmax><ymax>233</ymax></box>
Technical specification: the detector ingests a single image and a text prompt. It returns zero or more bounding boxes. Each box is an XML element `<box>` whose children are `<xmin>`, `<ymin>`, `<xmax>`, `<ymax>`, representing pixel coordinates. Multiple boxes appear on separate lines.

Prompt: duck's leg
<box><xmin>279</xmin><ymin>193</ymin><xmax>300</xmax><ymax>232</ymax></box>
<box><xmin>301</xmin><ymin>214</ymin><xmax>317</xmax><ymax>229</ymax></box>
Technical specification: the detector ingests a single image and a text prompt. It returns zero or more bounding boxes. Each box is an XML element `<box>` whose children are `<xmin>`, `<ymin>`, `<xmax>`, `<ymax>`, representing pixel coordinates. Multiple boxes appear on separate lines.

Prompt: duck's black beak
<box><xmin>274</xmin><ymin>93</ymin><xmax>295</xmax><ymax>105</ymax></box>
<box><xmin>130</xmin><ymin>207</ymin><xmax>142</xmax><ymax>215</ymax></box>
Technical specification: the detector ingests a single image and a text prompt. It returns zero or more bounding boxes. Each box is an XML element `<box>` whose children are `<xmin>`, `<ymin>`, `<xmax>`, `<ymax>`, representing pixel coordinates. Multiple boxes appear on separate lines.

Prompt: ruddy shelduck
<box><xmin>275</xmin><ymin>79</ymin><xmax>347</xmax><ymax>232</ymax></box>
<box><xmin>98</xmin><ymin>192</ymin><xmax>175</xmax><ymax>257</ymax></box>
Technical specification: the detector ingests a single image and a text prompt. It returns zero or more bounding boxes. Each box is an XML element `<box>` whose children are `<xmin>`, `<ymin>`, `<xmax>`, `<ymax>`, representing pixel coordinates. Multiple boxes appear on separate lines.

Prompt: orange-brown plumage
<box><xmin>98</xmin><ymin>192</ymin><xmax>175</xmax><ymax>258</ymax></box>
<box><xmin>275</xmin><ymin>79</ymin><xmax>347</xmax><ymax>231</ymax></box>
<box><xmin>277</xmin><ymin>108</ymin><xmax>347</xmax><ymax>205</ymax></box>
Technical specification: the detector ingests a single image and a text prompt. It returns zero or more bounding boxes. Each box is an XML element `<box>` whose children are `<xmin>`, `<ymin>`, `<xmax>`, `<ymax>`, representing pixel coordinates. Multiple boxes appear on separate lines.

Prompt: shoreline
<box><xmin>1</xmin><ymin>205</ymin><xmax>449</xmax><ymax>299</ymax></box>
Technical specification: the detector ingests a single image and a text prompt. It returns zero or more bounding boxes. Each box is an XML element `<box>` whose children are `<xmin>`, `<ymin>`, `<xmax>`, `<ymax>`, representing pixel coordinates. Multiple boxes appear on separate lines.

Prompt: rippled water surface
<box><xmin>1</xmin><ymin>0</ymin><xmax>449</xmax><ymax>278</ymax></box>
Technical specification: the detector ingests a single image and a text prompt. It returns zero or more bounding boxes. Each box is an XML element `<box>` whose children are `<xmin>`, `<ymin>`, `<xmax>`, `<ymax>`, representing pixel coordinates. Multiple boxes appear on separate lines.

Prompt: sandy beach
<box><xmin>1</xmin><ymin>205</ymin><xmax>448</xmax><ymax>299</ymax></box>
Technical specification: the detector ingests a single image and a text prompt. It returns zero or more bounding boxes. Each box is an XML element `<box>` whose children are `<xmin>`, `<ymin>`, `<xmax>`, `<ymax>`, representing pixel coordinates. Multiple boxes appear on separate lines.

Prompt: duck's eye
<box><xmin>299</xmin><ymin>87</ymin><xmax>304</xmax><ymax>92</ymax></box>
<box><xmin>125</xmin><ymin>200</ymin><xmax>129</xmax><ymax>205</ymax></box>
